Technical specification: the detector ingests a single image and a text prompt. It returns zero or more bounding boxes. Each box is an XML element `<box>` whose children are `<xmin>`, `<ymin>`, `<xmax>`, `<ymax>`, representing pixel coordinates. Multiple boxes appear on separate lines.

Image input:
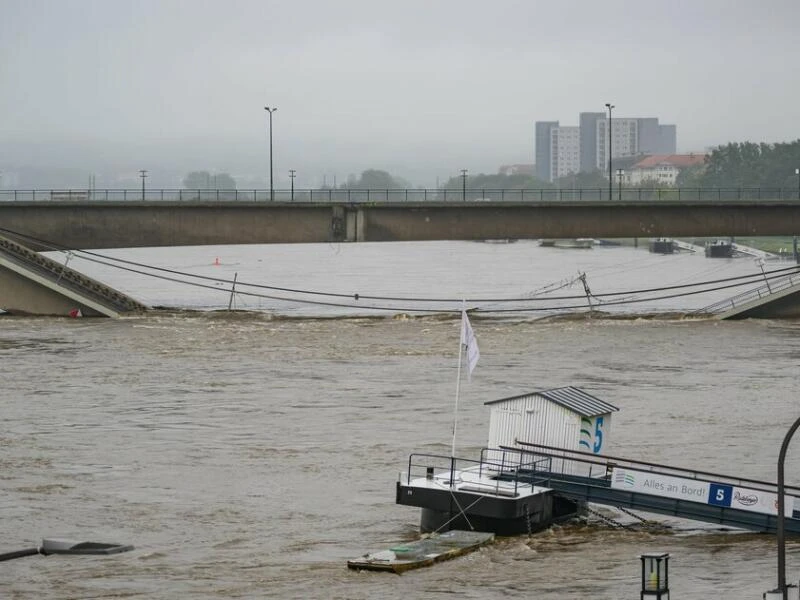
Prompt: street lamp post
<box><xmin>461</xmin><ymin>169</ymin><xmax>468</xmax><ymax>201</ymax></box>
<box><xmin>264</xmin><ymin>106</ymin><xmax>277</xmax><ymax>201</ymax></box>
<box><xmin>138</xmin><ymin>169</ymin><xmax>148</xmax><ymax>201</ymax></box>
<box><xmin>289</xmin><ymin>169</ymin><xmax>296</xmax><ymax>201</ymax></box>
<box><xmin>605</xmin><ymin>103</ymin><xmax>614</xmax><ymax>201</ymax></box>
<box><xmin>768</xmin><ymin>415</ymin><xmax>800</xmax><ymax>600</ymax></box>
<box><xmin>795</xmin><ymin>168</ymin><xmax>799</xmax><ymax>201</ymax></box>
<box><xmin>616</xmin><ymin>169</ymin><xmax>624</xmax><ymax>202</ymax></box>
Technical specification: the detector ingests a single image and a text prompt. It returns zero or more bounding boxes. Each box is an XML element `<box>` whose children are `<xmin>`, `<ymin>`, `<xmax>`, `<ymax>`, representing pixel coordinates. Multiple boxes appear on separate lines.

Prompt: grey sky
<box><xmin>2</xmin><ymin>0</ymin><xmax>800</xmax><ymax>187</ymax></box>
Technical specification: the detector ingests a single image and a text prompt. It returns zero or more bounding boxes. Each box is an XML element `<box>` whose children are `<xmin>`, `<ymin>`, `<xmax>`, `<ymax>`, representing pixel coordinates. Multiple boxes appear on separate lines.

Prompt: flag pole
<box><xmin>451</xmin><ymin>304</ymin><xmax>465</xmax><ymax>458</ymax></box>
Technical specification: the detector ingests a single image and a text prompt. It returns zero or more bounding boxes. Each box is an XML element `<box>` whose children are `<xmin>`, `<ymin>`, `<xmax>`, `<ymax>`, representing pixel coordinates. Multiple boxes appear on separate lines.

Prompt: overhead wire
<box><xmin>1</xmin><ymin>226</ymin><xmax>798</xmax><ymax>314</ymax></box>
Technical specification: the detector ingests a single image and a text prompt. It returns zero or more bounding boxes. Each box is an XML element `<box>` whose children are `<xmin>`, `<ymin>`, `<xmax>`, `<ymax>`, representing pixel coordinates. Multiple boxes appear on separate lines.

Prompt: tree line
<box><xmin>678</xmin><ymin>140</ymin><xmax>800</xmax><ymax>188</ymax></box>
<box><xmin>179</xmin><ymin>139</ymin><xmax>800</xmax><ymax>196</ymax></box>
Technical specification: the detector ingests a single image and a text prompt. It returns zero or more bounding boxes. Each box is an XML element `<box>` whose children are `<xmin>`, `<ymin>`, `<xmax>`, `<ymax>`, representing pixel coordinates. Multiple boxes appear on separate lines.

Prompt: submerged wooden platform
<box><xmin>346</xmin><ymin>530</ymin><xmax>495</xmax><ymax>573</ymax></box>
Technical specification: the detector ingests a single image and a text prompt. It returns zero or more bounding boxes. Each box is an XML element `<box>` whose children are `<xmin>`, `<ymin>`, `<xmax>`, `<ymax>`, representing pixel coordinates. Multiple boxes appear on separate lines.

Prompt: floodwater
<box><xmin>3</xmin><ymin>241</ymin><xmax>800</xmax><ymax>599</ymax></box>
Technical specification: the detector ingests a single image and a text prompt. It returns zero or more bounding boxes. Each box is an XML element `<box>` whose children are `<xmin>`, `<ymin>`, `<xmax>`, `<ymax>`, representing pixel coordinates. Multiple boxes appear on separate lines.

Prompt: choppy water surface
<box><xmin>3</xmin><ymin>242</ymin><xmax>800</xmax><ymax>598</ymax></box>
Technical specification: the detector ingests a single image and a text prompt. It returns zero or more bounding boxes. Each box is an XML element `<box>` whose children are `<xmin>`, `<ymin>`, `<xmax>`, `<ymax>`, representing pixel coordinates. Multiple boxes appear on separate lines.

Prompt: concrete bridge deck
<box><xmin>2</xmin><ymin>197</ymin><xmax>800</xmax><ymax>250</ymax></box>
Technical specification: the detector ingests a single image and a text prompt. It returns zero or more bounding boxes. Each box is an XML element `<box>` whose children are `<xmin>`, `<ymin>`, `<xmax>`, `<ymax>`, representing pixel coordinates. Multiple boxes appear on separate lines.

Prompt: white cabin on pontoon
<box><xmin>396</xmin><ymin>386</ymin><xmax>618</xmax><ymax>535</ymax></box>
<box><xmin>485</xmin><ymin>386</ymin><xmax>619</xmax><ymax>474</ymax></box>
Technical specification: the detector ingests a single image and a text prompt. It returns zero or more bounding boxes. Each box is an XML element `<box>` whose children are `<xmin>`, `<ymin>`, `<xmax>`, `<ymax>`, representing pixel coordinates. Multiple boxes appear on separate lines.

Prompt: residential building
<box><xmin>535</xmin><ymin>121</ymin><xmax>558</xmax><ymax>182</ymax></box>
<box><xmin>535</xmin><ymin>113</ymin><xmax>677</xmax><ymax>182</ymax></box>
<box><xmin>638</xmin><ymin>118</ymin><xmax>677</xmax><ymax>155</ymax></box>
<box><xmin>579</xmin><ymin>112</ymin><xmax>604</xmax><ymax>173</ymax></box>
<box><xmin>624</xmin><ymin>154</ymin><xmax>706</xmax><ymax>186</ymax></box>
<box><xmin>550</xmin><ymin>126</ymin><xmax>581</xmax><ymax>181</ymax></box>
<box><xmin>596</xmin><ymin>118</ymin><xmax>639</xmax><ymax>172</ymax></box>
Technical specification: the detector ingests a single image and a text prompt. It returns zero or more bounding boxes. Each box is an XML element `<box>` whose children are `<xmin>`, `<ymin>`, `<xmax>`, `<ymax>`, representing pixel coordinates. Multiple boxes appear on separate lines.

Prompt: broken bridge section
<box><xmin>0</xmin><ymin>234</ymin><xmax>147</xmax><ymax>317</ymax></box>
<box><xmin>697</xmin><ymin>269</ymin><xmax>800</xmax><ymax>320</ymax></box>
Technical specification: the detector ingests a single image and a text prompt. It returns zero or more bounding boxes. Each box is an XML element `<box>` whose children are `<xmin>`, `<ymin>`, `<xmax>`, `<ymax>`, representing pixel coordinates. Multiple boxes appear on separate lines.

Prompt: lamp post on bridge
<box><xmin>289</xmin><ymin>169</ymin><xmax>296</xmax><ymax>201</ymax></box>
<box><xmin>605</xmin><ymin>103</ymin><xmax>614</xmax><ymax>201</ymax></box>
<box><xmin>138</xmin><ymin>169</ymin><xmax>148</xmax><ymax>201</ymax></box>
<box><xmin>264</xmin><ymin>106</ymin><xmax>277</xmax><ymax>201</ymax></box>
<box><xmin>460</xmin><ymin>169</ymin><xmax>468</xmax><ymax>201</ymax></box>
<box><xmin>795</xmin><ymin>168</ymin><xmax>799</xmax><ymax>201</ymax></box>
<box><xmin>616</xmin><ymin>168</ymin><xmax>624</xmax><ymax>202</ymax></box>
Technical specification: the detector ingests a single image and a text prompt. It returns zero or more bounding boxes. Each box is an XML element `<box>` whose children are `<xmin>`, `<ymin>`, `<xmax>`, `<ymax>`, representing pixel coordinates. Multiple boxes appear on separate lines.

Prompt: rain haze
<box><xmin>2</xmin><ymin>0</ymin><xmax>800</xmax><ymax>188</ymax></box>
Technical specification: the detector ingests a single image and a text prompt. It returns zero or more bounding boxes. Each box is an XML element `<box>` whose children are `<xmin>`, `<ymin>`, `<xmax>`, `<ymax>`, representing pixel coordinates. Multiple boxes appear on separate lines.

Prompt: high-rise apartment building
<box><xmin>550</xmin><ymin>126</ymin><xmax>581</xmax><ymax>181</ymax></box>
<box><xmin>579</xmin><ymin>112</ymin><xmax>604</xmax><ymax>173</ymax></box>
<box><xmin>596</xmin><ymin>118</ymin><xmax>639</xmax><ymax>172</ymax></box>
<box><xmin>535</xmin><ymin>121</ymin><xmax>559</xmax><ymax>182</ymax></box>
<box><xmin>535</xmin><ymin>113</ymin><xmax>676</xmax><ymax>182</ymax></box>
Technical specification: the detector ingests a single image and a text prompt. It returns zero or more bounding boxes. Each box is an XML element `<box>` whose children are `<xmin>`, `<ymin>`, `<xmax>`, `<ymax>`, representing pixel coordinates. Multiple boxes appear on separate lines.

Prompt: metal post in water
<box><xmin>757</xmin><ymin>258</ymin><xmax>772</xmax><ymax>292</ymax></box>
<box><xmin>228</xmin><ymin>272</ymin><xmax>238</xmax><ymax>311</ymax></box>
<box><xmin>579</xmin><ymin>272</ymin><xmax>593</xmax><ymax>312</ymax></box>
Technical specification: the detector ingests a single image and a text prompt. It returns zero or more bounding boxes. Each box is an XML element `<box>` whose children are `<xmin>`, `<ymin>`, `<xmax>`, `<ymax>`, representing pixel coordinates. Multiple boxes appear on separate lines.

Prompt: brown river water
<box><xmin>3</xmin><ymin>241</ymin><xmax>800</xmax><ymax>598</ymax></box>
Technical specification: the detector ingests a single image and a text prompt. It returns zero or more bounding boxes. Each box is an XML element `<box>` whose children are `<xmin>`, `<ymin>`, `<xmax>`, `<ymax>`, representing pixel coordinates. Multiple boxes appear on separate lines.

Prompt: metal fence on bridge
<box><xmin>1</xmin><ymin>187</ymin><xmax>799</xmax><ymax>203</ymax></box>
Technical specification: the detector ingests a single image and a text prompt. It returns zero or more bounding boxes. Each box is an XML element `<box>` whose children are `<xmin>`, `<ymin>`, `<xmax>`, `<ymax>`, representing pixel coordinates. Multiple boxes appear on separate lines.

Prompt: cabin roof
<box><xmin>484</xmin><ymin>386</ymin><xmax>618</xmax><ymax>417</ymax></box>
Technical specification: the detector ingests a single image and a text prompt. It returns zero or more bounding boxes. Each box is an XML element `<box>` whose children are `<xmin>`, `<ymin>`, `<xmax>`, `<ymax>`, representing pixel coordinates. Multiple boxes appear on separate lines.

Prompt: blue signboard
<box><xmin>708</xmin><ymin>483</ymin><xmax>733</xmax><ymax>507</ymax></box>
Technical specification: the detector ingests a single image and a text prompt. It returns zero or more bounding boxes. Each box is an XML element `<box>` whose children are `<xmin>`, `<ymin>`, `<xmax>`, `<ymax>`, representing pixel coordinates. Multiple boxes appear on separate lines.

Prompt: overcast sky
<box><xmin>2</xmin><ymin>0</ymin><xmax>800</xmax><ymax>187</ymax></box>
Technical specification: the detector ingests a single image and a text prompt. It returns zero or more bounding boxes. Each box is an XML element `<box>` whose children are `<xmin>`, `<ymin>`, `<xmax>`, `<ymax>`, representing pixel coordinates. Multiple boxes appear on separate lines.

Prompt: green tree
<box><xmin>554</xmin><ymin>170</ymin><xmax>607</xmax><ymax>189</ymax></box>
<box><xmin>214</xmin><ymin>173</ymin><xmax>236</xmax><ymax>189</ymax></box>
<box><xmin>675</xmin><ymin>163</ymin><xmax>706</xmax><ymax>187</ymax></box>
<box><xmin>697</xmin><ymin>140</ymin><xmax>800</xmax><ymax>188</ymax></box>
<box><xmin>348</xmin><ymin>169</ymin><xmax>399</xmax><ymax>189</ymax></box>
<box><xmin>441</xmin><ymin>172</ymin><xmax>552</xmax><ymax>200</ymax></box>
<box><xmin>183</xmin><ymin>171</ymin><xmax>211</xmax><ymax>189</ymax></box>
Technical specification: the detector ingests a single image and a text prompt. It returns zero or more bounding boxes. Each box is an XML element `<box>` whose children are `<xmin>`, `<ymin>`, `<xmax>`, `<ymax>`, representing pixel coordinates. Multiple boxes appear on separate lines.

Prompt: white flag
<box><xmin>460</xmin><ymin>310</ymin><xmax>480</xmax><ymax>377</ymax></box>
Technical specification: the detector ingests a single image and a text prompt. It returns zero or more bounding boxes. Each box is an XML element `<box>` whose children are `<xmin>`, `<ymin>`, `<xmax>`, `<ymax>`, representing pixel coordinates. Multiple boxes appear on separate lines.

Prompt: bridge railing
<box><xmin>1</xmin><ymin>187</ymin><xmax>798</xmax><ymax>203</ymax></box>
<box><xmin>696</xmin><ymin>269</ymin><xmax>800</xmax><ymax>315</ymax></box>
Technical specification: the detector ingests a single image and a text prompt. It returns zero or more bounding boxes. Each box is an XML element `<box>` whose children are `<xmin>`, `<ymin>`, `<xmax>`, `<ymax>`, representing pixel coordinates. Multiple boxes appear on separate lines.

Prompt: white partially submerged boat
<box><xmin>539</xmin><ymin>238</ymin><xmax>595</xmax><ymax>249</ymax></box>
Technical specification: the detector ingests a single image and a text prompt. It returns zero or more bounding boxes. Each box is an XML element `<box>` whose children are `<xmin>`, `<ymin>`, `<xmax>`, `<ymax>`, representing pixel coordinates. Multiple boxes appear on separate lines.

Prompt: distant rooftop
<box><xmin>631</xmin><ymin>154</ymin><xmax>707</xmax><ymax>169</ymax></box>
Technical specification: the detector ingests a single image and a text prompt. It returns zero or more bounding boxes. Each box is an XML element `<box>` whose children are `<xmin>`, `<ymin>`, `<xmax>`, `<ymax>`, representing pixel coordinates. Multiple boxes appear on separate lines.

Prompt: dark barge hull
<box><xmin>396</xmin><ymin>481</ymin><xmax>579</xmax><ymax>536</ymax></box>
<box><xmin>649</xmin><ymin>239</ymin><xmax>675</xmax><ymax>254</ymax></box>
<box><xmin>705</xmin><ymin>243</ymin><xmax>734</xmax><ymax>258</ymax></box>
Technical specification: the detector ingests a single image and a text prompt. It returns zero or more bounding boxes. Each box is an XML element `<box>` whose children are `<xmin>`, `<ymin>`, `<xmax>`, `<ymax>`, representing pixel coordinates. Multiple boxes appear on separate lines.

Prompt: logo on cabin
<box><xmin>614</xmin><ymin>470</ymin><xmax>636</xmax><ymax>488</ymax></box>
<box><xmin>579</xmin><ymin>416</ymin><xmax>605</xmax><ymax>453</ymax></box>
<box><xmin>579</xmin><ymin>417</ymin><xmax>593</xmax><ymax>450</ymax></box>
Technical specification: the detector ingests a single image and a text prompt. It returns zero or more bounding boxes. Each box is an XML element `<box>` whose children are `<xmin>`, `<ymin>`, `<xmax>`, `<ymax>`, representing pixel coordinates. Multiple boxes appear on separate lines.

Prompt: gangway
<box><xmin>506</xmin><ymin>441</ymin><xmax>800</xmax><ymax>534</ymax></box>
